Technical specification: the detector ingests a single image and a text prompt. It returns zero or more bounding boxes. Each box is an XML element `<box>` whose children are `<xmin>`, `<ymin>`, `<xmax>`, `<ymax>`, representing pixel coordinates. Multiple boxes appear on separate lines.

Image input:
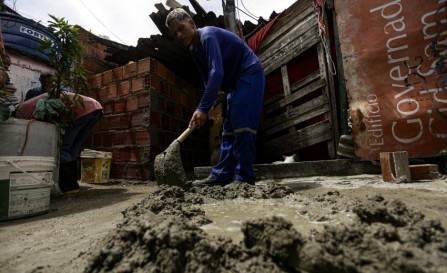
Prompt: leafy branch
<box><xmin>35</xmin><ymin>15</ymin><xmax>87</xmax><ymax>128</ymax></box>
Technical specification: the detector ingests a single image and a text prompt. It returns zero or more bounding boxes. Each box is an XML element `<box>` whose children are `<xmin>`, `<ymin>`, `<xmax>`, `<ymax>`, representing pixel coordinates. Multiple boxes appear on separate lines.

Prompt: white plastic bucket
<box><xmin>0</xmin><ymin>156</ymin><xmax>55</xmax><ymax>220</ymax></box>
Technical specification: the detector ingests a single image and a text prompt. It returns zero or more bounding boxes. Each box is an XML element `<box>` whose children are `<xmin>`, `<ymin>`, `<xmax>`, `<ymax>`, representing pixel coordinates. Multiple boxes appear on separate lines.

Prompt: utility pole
<box><xmin>222</xmin><ymin>0</ymin><xmax>237</xmax><ymax>34</ymax></box>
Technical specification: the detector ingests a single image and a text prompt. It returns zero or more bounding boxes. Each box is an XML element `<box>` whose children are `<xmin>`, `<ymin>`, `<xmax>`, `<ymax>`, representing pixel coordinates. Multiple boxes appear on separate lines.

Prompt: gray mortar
<box><xmin>154</xmin><ymin>141</ymin><xmax>187</xmax><ymax>187</ymax></box>
<box><xmin>84</xmin><ymin>183</ymin><xmax>447</xmax><ymax>273</ymax></box>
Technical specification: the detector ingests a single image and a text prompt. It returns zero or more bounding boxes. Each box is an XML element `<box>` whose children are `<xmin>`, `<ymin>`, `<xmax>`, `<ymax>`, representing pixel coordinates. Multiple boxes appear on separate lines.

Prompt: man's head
<box><xmin>39</xmin><ymin>72</ymin><xmax>54</xmax><ymax>91</ymax></box>
<box><xmin>165</xmin><ymin>8</ymin><xmax>197</xmax><ymax>47</ymax></box>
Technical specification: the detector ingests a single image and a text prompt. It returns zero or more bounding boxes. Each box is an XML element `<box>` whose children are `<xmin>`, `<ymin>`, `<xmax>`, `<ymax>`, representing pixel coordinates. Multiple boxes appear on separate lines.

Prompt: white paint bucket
<box><xmin>0</xmin><ymin>156</ymin><xmax>55</xmax><ymax>220</ymax></box>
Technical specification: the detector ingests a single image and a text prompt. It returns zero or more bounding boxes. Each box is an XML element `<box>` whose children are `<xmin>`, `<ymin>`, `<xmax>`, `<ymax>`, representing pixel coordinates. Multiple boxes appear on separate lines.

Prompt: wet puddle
<box><xmin>200</xmin><ymin>196</ymin><xmax>355</xmax><ymax>242</ymax></box>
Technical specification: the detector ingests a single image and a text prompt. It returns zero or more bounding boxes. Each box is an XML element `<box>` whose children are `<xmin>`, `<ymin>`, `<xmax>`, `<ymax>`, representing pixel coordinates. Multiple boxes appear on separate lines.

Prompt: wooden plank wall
<box><xmin>259</xmin><ymin>0</ymin><xmax>338</xmax><ymax>161</ymax></box>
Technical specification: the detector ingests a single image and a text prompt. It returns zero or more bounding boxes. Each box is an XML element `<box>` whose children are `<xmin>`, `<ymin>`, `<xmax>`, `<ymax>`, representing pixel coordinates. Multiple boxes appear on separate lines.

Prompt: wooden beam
<box><xmin>261</xmin><ymin>120</ymin><xmax>332</xmax><ymax>157</ymax></box>
<box><xmin>265</xmin><ymin>78</ymin><xmax>326</xmax><ymax>114</ymax></box>
<box><xmin>262</xmin><ymin>95</ymin><xmax>329</xmax><ymax>136</ymax></box>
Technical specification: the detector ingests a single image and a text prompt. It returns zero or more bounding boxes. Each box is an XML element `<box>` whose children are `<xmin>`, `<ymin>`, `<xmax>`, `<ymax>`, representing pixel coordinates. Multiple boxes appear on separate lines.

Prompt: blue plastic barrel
<box><xmin>0</xmin><ymin>12</ymin><xmax>56</xmax><ymax>61</ymax></box>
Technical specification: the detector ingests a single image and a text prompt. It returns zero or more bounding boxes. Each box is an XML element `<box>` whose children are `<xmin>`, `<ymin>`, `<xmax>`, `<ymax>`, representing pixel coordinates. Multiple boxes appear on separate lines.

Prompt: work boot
<box><xmin>59</xmin><ymin>161</ymin><xmax>80</xmax><ymax>194</ymax></box>
<box><xmin>224</xmin><ymin>180</ymin><xmax>255</xmax><ymax>188</ymax></box>
<box><xmin>192</xmin><ymin>176</ymin><xmax>227</xmax><ymax>187</ymax></box>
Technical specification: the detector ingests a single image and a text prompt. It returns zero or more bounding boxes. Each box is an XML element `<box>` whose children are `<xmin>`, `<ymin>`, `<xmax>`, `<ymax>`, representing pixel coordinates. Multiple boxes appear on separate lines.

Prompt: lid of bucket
<box><xmin>80</xmin><ymin>149</ymin><xmax>112</xmax><ymax>159</ymax></box>
<box><xmin>0</xmin><ymin>156</ymin><xmax>56</xmax><ymax>167</ymax></box>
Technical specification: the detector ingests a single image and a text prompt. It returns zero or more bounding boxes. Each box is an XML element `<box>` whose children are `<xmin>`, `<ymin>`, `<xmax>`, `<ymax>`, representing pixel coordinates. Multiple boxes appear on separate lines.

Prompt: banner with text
<box><xmin>336</xmin><ymin>0</ymin><xmax>447</xmax><ymax>160</ymax></box>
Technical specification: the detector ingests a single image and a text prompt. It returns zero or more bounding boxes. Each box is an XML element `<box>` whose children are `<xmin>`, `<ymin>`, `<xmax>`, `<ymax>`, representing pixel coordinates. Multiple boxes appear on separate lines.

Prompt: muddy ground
<box><xmin>0</xmin><ymin>174</ymin><xmax>447</xmax><ymax>273</ymax></box>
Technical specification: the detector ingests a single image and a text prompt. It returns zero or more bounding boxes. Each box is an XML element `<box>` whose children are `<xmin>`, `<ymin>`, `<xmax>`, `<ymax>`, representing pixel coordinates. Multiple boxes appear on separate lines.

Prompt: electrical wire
<box><xmin>240</xmin><ymin>0</ymin><xmax>258</xmax><ymax>19</ymax></box>
<box><xmin>235</xmin><ymin>6</ymin><xmax>258</xmax><ymax>21</ymax></box>
<box><xmin>236</xmin><ymin>0</ymin><xmax>241</xmax><ymax>22</ymax></box>
<box><xmin>78</xmin><ymin>0</ymin><xmax>126</xmax><ymax>44</ymax></box>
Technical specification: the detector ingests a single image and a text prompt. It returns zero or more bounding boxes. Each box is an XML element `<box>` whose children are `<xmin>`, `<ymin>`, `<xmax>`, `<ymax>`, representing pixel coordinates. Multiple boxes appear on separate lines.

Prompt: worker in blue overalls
<box><xmin>166</xmin><ymin>8</ymin><xmax>265</xmax><ymax>187</ymax></box>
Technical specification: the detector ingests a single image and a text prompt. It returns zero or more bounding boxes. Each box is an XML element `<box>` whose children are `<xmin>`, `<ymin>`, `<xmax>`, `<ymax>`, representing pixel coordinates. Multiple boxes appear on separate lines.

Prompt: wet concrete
<box><xmin>83</xmin><ymin>181</ymin><xmax>447</xmax><ymax>273</ymax></box>
<box><xmin>153</xmin><ymin>141</ymin><xmax>187</xmax><ymax>187</ymax></box>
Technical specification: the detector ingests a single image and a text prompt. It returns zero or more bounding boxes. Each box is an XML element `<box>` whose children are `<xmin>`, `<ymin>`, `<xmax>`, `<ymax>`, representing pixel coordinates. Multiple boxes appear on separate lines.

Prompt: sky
<box><xmin>5</xmin><ymin>0</ymin><xmax>297</xmax><ymax>46</ymax></box>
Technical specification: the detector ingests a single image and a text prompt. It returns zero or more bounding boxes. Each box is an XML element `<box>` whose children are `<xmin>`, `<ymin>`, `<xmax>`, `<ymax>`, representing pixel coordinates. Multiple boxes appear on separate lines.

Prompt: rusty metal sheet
<box><xmin>336</xmin><ymin>0</ymin><xmax>447</xmax><ymax>160</ymax></box>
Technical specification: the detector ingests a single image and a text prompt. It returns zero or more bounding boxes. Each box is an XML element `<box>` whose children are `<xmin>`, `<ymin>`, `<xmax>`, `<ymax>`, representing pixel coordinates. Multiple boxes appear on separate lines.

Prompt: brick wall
<box><xmin>83</xmin><ymin>58</ymin><xmax>209</xmax><ymax>180</ymax></box>
<box><xmin>78</xmin><ymin>28</ymin><xmax>117</xmax><ymax>78</ymax></box>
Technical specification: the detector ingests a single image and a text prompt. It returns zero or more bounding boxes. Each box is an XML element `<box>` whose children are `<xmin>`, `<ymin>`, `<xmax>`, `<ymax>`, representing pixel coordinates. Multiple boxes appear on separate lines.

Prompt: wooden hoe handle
<box><xmin>176</xmin><ymin>123</ymin><xmax>196</xmax><ymax>143</ymax></box>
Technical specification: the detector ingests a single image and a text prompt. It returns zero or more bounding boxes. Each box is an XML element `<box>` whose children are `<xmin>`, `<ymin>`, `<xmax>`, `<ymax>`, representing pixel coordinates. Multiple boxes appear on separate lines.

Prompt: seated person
<box><xmin>16</xmin><ymin>92</ymin><xmax>103</xmax><ymax>195</ymax></box>
<box><xmin>25</xmin><ymin>72</ymin><xmax>54</xmax><ymax>101</ymax></box>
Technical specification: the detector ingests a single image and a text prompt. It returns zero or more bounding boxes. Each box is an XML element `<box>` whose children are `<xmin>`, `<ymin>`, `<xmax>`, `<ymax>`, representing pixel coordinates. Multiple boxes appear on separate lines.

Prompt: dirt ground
<box><xmin>0</xmin><ymin>174</ymin><xmax>446</xmax><ymax>273</ymax></box>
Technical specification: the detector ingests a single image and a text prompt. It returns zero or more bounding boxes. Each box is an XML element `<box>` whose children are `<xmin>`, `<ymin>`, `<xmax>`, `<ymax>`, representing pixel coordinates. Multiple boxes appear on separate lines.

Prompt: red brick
<box><xmin>103</xmin><ymin>100</ymin><xmax>114</xmax><ymax>115</ymax></box>
<box><xmin>138</xmin><ymin>57</ymin><xmax>152</xmax><ymax>75</ymax></box>
<box><xmin>106</xmin><ymin>83</ymin><xmax>118</xmax><ymax>99</ymax></box>
<box><xmin>119</xmin><ymin>147</ymin><xmax>140</xmax><ymax>161</ymax></box>
<box><xmin>123</xmin><ymin>62</ymin><xmax>137</xmax><ymax>79</ymax></box>
<box><xmin>91</xmin><ymin>74</ymin><xmax>102</xmax><ymax>89</ymax></box>
<box><xmin>131</xmin><ymin>111</ymin><xmax>142</xmax><ymax>128</ymax></box>
<box><xmin>179</xmin><ymin>92</ymin><xmax>187</xmax><ymax>105</ymax></box>
<box><xmin>165</xmin><ymin>101</ymin><xmax>174</xmax><ymax>113</ymax></box>
<box><xmin>112</xmin><ymin>163</ymin><xmax>150</xmax><ymax>180</ymax></box>
<box><xmin>161</xmin><ymin>115</ymin><xmax>170</xmax><ymax>130</ymax></box>
<box><xmin>123</xmin><ymin>131</ymin><xmax>135</xmax><ymax>146</ymax></box>
<box><xmin>108</xmin><ymin>114</ymin><xmax>131</xmax><ymax>130</ymax></box>
<box><xmin>127</xmin><ymin>95</ymin><xmax>138</xmax><ymax>112</ymax></box>
<box><xmin>131</xmin><ymin>77</ymin><xmax>145</xmax><ymax>93</ymax></box>
<box><xmin>112</xmin><ymin>147</ymin><xmax>120</xmax><ymax>162</ymax></box>
<box><xmin>113</xmin><ymin>131</ymin><xmax>125</xmax><ymax>146</ymax></box>
<box><xmin>158</xmin><ymin>131</ymin><xmax>167</xmax><ymax>146</ymax></box>
<box><xmin>114</xmin><ymin>98</ymin><xmax>127</xmax><ymax>113</ymax></box>
<box><xmin>170</xmin><ymin>119</ymin><xmax>179</xmax><ymax>132</ymax></box>
<box><xmin>98</xmin><ymin>86</ymin><xmax>108</xmax><ymax>101</ymax></box>
<box><xmin>84</xmin><ymin>134</ymin><xmax>93</xmax><ymax>147</ymax></box>
<box><xmin>151</xmin><ymin>112</ymin><xmax>161</xmax><ymax>127</ymax></box>
<box><xmin>111</xmin><ymin>162</ymin><xmax>122</xmax><ymax>178</ymax></box>
<box><xmin>160</xmin><ymin>81</ymin><xmax>171</xmax><ymax>96</ymax></box>
<box><xmin>135</xmin><ymin>129</ymin><xmax>150</xmax><ymax>145</ymax></box>
<box><xmin>117</xmin><ymin>80</ymin><xmax>130</xmax><ymax>96</ymax></box>
<box><xmin>166</xmin><ymin>69</ymin><xmax>176</xmax><ymax>85</ymax></box>
<box><xmin>103</xmin><ymin>132</ymin><xmax>113</xmax><ymax>147</ymax></box>
<box><xmin>137</xmin><ymin>92</ymin><xmax>150</xmax><ymax>108</ymax></box>
<box><xmin>150</xmin><ymin>59</ymin><xmax>158</xmax><ymax>74</ymax></box>
<box><xmin>156</xmin><ymin>62</ymin><xmax>167</xmax><ymax>80</ymax></box>
<box><xmin>108</xmin><ymin>115</ymin><xmax>122</xmax><ymax>130</ymax></box>
<box><xmin>102</xmin><ymin>70</ymin><xmax>114</xmax><ymax>85</ymax></box>
<box><xmin>410</xmin><ymin>164</ymin><xmax>439</xmax><ymax>180</ymax></box>
<box><xmin>119</xmin><ymin>114</ymin><xmax>131</xmax><ymax>129</ymax></box>
<box><xmin>93</xmin><ymin>133</ymin><xmax>103</xmax><ymax>147</ymax></box>
<box><xmin>147</xmin><ymin>75</ymin><xmax>161</xmax><ymax>91</ymax></box>
<box><xmin>173</xmin><ymin>103</ymin><xmax>181</xmax><ymax>117</ymax></box>
<box><xmin>113</xmin><ymin>67</ymin><xmax>124</xmax><ymax>81</ymax></box>
<box><xmin>98</xmin><ymin>116</ymin><xmax>109</xmax><ymax>131</ymax></box>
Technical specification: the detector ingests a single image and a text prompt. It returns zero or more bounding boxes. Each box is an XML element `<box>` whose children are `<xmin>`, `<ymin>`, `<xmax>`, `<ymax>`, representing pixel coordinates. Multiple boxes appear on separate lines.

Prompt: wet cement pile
<box><xmin>84</xmin><ymin>183</ymin><xmax>447</xmax><ymax>273</ymax></box>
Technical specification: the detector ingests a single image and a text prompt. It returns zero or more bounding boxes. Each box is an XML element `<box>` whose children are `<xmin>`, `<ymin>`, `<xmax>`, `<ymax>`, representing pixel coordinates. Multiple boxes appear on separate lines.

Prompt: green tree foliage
<box><xmin>35</xmin><ymin>15</ymin><xmax>87</xmax><ymax>128</ymax></box>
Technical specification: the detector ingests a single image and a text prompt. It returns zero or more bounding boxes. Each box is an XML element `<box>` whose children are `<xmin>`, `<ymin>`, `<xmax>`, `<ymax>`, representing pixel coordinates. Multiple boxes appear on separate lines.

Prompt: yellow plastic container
<box><xmin>80</xmin><ymin>150</ymin><xmax>112</xmax><ymax>183</ymax></box>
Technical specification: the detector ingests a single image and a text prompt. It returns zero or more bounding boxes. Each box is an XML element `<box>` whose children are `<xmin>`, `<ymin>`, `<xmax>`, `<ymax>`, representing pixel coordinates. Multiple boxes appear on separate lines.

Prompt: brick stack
<box><xmin>83</xmin><ymin>57</ymin><xmax>210</xmax><ymax>180</ymax></box>
<box><xmin>78</xmin><ymin>27</ymin><xmax>117</xmax><ymax>78</ymax></box>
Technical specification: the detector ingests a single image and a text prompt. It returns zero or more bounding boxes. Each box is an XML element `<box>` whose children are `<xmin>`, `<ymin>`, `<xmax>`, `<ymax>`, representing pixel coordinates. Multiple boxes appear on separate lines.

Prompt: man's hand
<box><xmin>190</xmin><ymin>110</ymin><xmax>206</xmax><ymax>129</ymax></box>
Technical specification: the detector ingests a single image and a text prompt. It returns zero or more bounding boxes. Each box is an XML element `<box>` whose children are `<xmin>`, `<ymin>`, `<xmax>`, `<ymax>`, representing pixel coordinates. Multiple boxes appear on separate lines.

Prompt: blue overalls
<box><xmin>190</xmin><ymin>26</ymin><xmax>265</xmax><ymax>183</ymax></box>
